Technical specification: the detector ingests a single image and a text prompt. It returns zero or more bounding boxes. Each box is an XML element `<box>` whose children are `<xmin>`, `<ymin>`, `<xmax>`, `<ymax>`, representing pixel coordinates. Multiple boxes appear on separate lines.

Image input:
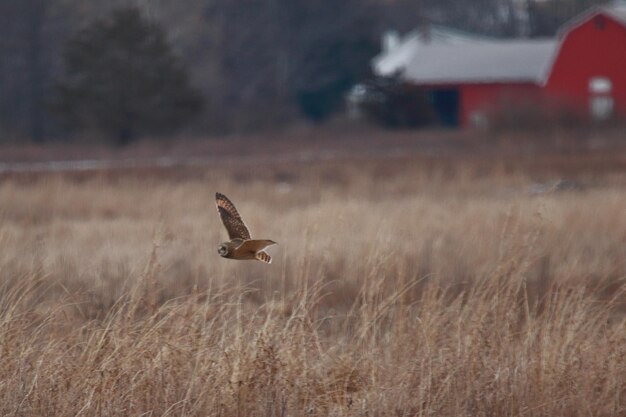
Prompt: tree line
<box><xmin>0</xmin><ymin>0</ymin><xmax>608</xmax><ymax>144</ymax></box>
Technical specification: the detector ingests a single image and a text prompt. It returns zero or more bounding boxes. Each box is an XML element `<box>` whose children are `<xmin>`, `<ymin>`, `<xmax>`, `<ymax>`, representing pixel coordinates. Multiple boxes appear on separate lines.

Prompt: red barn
<box><xmin>371</xmin><ymin>4</ymin><xmax>626</xmax><ymax>127</ymax></box>
<box><xmin>545</xmin><ymin>6</ymin><xmax>626</xmax><ymax>120</ymax></box>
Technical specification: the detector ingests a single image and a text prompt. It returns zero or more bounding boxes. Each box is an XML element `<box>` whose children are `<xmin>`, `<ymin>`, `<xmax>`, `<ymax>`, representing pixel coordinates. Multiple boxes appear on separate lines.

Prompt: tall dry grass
<box><xmin>0</xmin><ymin>156</ymin><xmax>625</xmax><ymax>416</ymax></box>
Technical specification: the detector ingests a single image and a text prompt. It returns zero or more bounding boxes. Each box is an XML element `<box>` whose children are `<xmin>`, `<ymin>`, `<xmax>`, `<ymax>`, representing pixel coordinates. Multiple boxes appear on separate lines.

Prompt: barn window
<box><xmin>589</xmin><ymin>77</ymin><xmax>613</xmax><ymax>121</ymax></box>
<box><xmin>594</xmin><ymin>15</ymin><xmax>606</xmax><ymax>30</ymax></box>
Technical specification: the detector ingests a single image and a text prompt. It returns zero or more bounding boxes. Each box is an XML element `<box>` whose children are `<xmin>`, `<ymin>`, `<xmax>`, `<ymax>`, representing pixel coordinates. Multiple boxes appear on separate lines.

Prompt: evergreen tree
<box><xmin>53</xmin><ymin>7</ymin><xmax>203</xmax><ymax>144</ymax></box>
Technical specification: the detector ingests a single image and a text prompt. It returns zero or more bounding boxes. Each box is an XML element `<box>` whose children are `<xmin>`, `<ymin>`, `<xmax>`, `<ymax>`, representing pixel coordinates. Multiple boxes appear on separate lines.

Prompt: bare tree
<box><xmin>527</xmin><ymin>0</ymin><xmax>608</xmax><ymax>36</ymax></box>
<box><xmin>0</xmin><ymin>0</ymin><xmax>51</xmax><ymax>141</ymax></box>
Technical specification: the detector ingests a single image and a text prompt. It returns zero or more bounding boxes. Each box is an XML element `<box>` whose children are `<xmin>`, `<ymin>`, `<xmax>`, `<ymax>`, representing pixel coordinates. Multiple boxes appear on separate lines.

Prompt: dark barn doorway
<box><xmin>430</xmin><ymin>89</ymin><xmax>460</xmax><ymax>127</ymax></box>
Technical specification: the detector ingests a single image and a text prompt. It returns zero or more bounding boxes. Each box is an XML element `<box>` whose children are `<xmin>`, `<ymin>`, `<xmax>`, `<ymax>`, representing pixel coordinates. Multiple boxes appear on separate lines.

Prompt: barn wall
<box><xmin>545</xmin><ymin>13</ymin><xmax>626</xmax><ymax>116</ymax></box>
<box><xmin>459</xmin><ymin>83</ymin><xmax>542</xmax><ymax>127</ymax></box>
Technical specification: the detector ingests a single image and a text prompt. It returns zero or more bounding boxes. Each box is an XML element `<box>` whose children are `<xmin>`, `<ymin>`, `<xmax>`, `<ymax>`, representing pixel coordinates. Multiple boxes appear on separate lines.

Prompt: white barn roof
<box><xmin>402</xmin><ymin>39</ymin><xmax>557</xmax><ymax>85</ymax></box>
<box><xmin>605</xmin><ymin>4</ymin><xmax>626</xmax><ymax>24</ymax></box>
<box><xmin>372</xmin><ymin>25</ymin><xmax>496</xmax><ymax>77</ymax></box>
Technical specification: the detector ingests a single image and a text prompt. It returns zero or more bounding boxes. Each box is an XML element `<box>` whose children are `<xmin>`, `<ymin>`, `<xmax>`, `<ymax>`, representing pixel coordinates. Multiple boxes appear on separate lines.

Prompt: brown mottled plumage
<box><xmin>215</xmin><ymin>193</ymin><xmax>276</xmax><ymax>264</ymax></box>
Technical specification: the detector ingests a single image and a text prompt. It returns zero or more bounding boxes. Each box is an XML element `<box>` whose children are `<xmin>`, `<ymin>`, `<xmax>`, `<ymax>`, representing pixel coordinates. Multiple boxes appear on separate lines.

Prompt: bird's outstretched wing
<box><xmin>238</xmin><ymin>239</ymin><xmax>276</xmax><ymax>253</ymax></box>
<box><xmin>215</xmin><ymin>193</ymin><xmax>251</xmax><ymax>240</ymax></box>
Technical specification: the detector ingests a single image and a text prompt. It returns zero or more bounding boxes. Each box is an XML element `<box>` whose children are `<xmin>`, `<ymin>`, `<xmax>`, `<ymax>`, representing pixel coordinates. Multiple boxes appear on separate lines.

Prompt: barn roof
<box><xmin>372</xmin><ymin>25</ymin><xmax>496</xmax><ymax>77</ymax></box>
<box><xmin>605</xmin><ymin>4</ymin><xmax>626</xmax><ymax>24</ymax></box>
<box><xmin>401</xmin><ymin>40</ymin><xmax>557</xmax><ymax>85</ymax></box>
<box><xmin>556</xmin><ymin>3</ymin><xmax>626</xmax><ymax>36</ymax></box>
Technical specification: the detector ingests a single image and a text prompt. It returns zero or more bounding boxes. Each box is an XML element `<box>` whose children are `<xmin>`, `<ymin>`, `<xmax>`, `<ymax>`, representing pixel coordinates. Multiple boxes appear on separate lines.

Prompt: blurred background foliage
<box><xmin>0</xmin><ymin>0</ymin><xmax>608</xmax><ymax>143</ymax></box>
<box><xmin>52</xmin><ymin>8</ymin><xmax>203</xmax><ymax>145</ymax></box>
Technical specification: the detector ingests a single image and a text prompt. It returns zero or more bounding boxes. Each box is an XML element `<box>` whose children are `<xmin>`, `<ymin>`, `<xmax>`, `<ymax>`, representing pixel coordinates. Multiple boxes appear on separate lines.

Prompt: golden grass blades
<box><xmin>0</xmin><ymin>155</ymin><xmax>624</xmax><ymax>416</ymax></box>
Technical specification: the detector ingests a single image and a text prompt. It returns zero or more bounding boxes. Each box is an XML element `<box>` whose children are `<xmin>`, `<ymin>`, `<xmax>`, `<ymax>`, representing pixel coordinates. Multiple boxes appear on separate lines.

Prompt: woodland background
<box><xmin>0</xmin><ymin>0</ymin><xmax>610</xmax><ymax>143</ymax></box>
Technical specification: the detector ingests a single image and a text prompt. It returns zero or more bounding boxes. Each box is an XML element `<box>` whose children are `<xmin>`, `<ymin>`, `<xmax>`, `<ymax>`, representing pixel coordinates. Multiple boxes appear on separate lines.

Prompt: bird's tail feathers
<box><xmin>255</xmin><ymin>251</ymin><xmax>272</xmax><ymax>264</ymax></box>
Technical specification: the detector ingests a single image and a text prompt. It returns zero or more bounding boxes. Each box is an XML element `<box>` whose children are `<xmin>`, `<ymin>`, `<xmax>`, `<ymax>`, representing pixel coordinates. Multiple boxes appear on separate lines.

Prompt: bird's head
<box><xmin>217</xmin><ymin>243</ymin><xmax>229</xmax><ymax>257</ymax></box>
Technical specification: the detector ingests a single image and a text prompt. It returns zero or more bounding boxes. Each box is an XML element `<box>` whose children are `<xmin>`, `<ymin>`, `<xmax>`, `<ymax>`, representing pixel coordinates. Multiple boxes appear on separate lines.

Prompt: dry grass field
<box><xmin>0</xmin><ymin>133</ymin><xmax>625</xmax><ymax>416</ymax></box>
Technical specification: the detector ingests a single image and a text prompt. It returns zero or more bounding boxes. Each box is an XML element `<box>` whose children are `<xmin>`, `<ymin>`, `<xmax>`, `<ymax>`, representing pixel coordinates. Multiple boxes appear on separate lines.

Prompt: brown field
<box><xmin>0</xmin><ymin>131</ymin><xmax>625</xmax><ymax>416</ymax></box>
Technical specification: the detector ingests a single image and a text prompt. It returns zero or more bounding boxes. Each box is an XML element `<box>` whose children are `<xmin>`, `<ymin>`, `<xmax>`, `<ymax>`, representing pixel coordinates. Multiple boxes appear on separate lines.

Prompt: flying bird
<box><xmin>215</xmin><ymin>192</ymin><xmax>276</xmax><ymax>264</ymax></box>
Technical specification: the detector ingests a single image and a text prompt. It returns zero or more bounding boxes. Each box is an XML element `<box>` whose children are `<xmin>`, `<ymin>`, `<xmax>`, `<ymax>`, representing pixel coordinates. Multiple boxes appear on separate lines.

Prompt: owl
<box><xmin>215</xmin><ymin>192</ymin><xmax>276</xmax><ymax>264</ymax></box>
